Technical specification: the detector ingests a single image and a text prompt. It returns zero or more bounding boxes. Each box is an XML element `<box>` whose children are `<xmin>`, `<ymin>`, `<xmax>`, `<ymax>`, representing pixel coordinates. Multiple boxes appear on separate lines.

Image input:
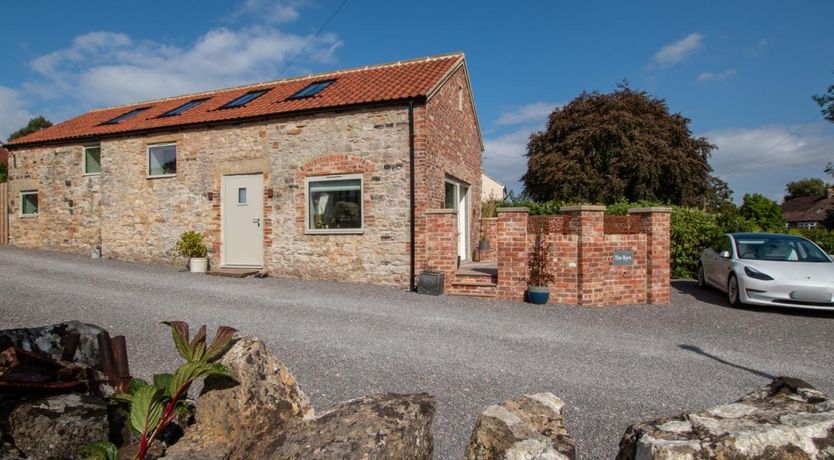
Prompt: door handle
<box><xmin>252</xmin><ymin>218</ymin><xmax>261</xmax><ymax>227</ymax></box>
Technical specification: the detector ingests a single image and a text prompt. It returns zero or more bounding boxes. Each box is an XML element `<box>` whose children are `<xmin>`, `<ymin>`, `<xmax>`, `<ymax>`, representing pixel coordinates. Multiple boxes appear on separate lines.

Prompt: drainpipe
<box><xmin>408</xmin><ymin>100</ymin><xmax>416</xmax><ymax>292</ymax></box>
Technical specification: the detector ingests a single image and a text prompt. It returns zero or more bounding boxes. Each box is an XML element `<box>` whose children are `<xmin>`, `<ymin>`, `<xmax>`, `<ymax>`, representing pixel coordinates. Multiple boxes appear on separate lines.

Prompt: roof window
<box><xmin>160</xmin><ymin>99</ymin><xmax>209</xmax><ymax>117</ymax></box>
<box><xmin>220</xmin><ymin>89</ymin><xmax>269</xmax><ymax>109</ymax></box>
<box><xmin>288</xmin><ymin>80</ymin><xmax>335</xmax><ymax>100</ymax></box>
<box><xmin>102</xmin><ymin>107</ymin><xmax>150</xmax><ymax>125</ymax></box>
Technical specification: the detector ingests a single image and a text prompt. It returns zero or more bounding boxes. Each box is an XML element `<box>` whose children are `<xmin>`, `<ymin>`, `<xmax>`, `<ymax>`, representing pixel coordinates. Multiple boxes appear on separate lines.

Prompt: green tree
<box><xmin>7</xmin><ymin>116</ymin><xmax>52</xmax><ymax>142</ymax></box>
<box><xmin>785</xmin><ymin>178</ymin><xmax>828</xmax><ymax>200</ymax></box>
<box><xmin>522</xmin><ymin>84</ymin><xmax>716</xmax><ymax>206</ymax></box>
<box><xmin>739</xmin><ymin>193</ymin><xmax>786</xmax><ymax>232</ymax></box>
<box><xmin>814</xmin><ymin>78</ymin><xmax>834</xmax><ymax>123</ymax></box>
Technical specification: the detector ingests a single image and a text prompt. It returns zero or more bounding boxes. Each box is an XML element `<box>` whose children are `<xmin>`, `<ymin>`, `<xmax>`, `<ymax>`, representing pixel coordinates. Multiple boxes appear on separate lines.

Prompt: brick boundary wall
<box><xmin>479</xmin><ymin>217</ymin><xmax>497</xmax><ymax>261</ymax></box>
<box><xmin>483</xmin><ymin>206</ymin><xmax>671</xmax><ymax>306</ymax></box>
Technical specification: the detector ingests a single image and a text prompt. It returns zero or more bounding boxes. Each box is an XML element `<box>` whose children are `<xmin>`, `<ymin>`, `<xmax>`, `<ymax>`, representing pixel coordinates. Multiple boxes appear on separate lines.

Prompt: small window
<box><xmin>220</xmin><ymin>89</ymin><xmax>269</xmax><ymax>109</ymax></box>
<box><xmin>148</xmin><ymin>143</ymin><xmax>177</xmax><ymax>177</ymax></box>
<box><xmin>444</xmin><ymin>181</ymin><xmax>457</xmax><ymax>209</ymax></box>
<box><xmin>21</xmin><ymin>191</ymin><xmax>38</xmax><ymax>216</ymax></box>
<box><xmin>238</xmin><ymin>187</ymin><xmax>247</xmax><ymax>204</ymax></box>
<box><xmin>307</xmin><ymin>175</ymin><xmax>363</xmax><ymax>233</ymax></box>
<box><xmin>160</xmin><ymin>99</ymin><xmax>209</xmax><ymax>117</ymax></box>
<box><xmin>458</xmin><ymin>85</ymin><xmax>464</xmax><ymax>111</ymax></box>
<box><xmin>102</xmin><ymin>107</ymin><xmax>149</xmax><ymax>125</ymax></box>
<box><xmin>84</xmin><ymin>146</ymin><xmax>101</xmax><ymax>175</ymax></box>
<box><xmin>288</xmin><ymin>80</ymin><xmax>335</xmax><ymax>100</ymax></box>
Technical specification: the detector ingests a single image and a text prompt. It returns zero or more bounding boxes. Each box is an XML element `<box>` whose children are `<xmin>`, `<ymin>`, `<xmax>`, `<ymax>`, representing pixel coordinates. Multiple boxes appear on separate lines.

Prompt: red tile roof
<box><xmin>781</xmin><ymin>194</ymin><xmax>834</xmax><ymax>223</ymax></box>
<box><xmin>9</xmin><ymin>53</ymin><xmax>464</xmax><ymax>147</ymax></box>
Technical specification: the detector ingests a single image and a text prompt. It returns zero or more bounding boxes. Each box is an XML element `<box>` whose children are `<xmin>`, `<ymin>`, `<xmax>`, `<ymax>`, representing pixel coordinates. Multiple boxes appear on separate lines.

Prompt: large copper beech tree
<box><xmin>522</xmin><ymin>85</ymin><xmax>718</xmax><ymax>206</ymax></box>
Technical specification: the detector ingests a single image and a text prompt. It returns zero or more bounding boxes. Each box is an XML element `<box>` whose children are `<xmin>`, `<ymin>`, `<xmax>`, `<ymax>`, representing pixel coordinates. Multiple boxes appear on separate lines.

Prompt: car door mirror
<box><xmin>719</xmin><ymin>250</ymin><xmax>731</xmax><ymax>259</ymax></box>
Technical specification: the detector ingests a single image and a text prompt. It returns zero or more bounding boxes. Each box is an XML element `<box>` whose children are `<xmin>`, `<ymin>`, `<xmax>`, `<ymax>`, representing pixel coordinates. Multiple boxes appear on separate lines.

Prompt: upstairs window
<box><xmin>102</xmin><ymin>107</ymin><xmax>149</xmax><ymax>125</ymax></box>
<box><xmin>160</xmin><ymin>99</ymin><xmax>209</xmax><ymax>117</ymax></box>
<box><xmin>84</xmin><ymin>146</ymin><xmax>101</xmax><ymax>175</ymax></box>
<box><xmin>148</xmin><ymin>143</ymin><xmax>177</xmax><ymax>177</ymax></box>
<box><xmin>288</xmin><ymin>80</ymin><xmax>335</xmax><ymax>100</ymax></box>
<box><xmin>21</xmin><ymin>191</ymin><xmax>38</xmax><ymax>217</ymax></box>
<box><xmin>220</xmin><ymin>89</ymin><xmax>269</xmax><ymax>109</ymax></box>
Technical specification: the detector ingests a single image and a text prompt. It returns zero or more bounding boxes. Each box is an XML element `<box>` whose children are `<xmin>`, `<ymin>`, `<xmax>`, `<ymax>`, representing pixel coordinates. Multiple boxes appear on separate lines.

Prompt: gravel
<box><xmin>1</xmin><ymin>246</ymin><xmax>832</xmax><ymax>459</ymax></box>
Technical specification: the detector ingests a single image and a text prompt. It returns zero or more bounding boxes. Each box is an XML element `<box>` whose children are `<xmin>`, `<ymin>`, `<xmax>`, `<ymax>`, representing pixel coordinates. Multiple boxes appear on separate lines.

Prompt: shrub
<box><xmin>670</xmin><ymin>207</ymin><xmax>723</xmax><ymax>279</ymax></box>
<box><xmin>175</xmin><ymin>231</ymin><xmax>208</xmax><ymax>259</ymax></box>
<box><xmin>528</xmin><ymin>225</ymin><xmax>554</xmax><ymax>287</ymax></box>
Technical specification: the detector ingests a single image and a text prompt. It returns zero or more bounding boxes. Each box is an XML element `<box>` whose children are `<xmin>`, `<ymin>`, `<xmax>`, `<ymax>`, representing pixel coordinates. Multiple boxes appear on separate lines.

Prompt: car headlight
<box><xmin>744</xmin><ymin>266</ymin><xmax>774</xmax><ymax>281</ymax></box>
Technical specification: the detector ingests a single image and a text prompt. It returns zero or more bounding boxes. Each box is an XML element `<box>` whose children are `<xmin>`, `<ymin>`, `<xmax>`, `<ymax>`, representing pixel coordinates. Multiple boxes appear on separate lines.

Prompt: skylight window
<box><xmin>102</xmin><ymin>107</ymin><xmax>150</xmax><ymax>125</ymax></box>
<box><xmin>220</xmin><ymin>89</ymin><xmax>269</xmax><ymax>109</ymax></box>
<box><xmin>288</xmin><ymin>80</ymin><xmax>335</xmax><ymax>100</ymax></box>
<box><xmin>159</xmin><ymin>99</ymin><xmax>209</xmax><ymax>117</ymax></box>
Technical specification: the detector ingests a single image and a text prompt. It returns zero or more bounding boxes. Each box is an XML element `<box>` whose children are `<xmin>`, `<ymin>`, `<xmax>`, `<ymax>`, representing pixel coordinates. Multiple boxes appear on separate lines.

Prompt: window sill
<box><xmin>83</xmin><ymin>173</ymin><xmax>102</xmax><ymax>177</ymax></box>
<box><xmin>19</xmin><ymin>214</ymin><xmax>38</xmax><ymax>219</ymax></box>
<box><xmin>305</xmin><ymin>229</ymin><xmax>364</xmax><ymax>235</ymax></box>
<box><xmin>147</xmin><ymin>174</ymin><xmax>177</xmax><ymax>180</ymax></box>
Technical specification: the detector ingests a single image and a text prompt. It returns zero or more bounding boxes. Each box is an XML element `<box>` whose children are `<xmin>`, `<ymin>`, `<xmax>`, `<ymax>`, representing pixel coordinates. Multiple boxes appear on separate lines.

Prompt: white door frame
<box><xmin>445</xmin><ymin>177</ymin><xmax>470</xmax><ymax>261</ymax></box>
<box><xmin>221</xmin><ymin>173</ymin><xmax>264</xmax><ymax>268</ymax></box>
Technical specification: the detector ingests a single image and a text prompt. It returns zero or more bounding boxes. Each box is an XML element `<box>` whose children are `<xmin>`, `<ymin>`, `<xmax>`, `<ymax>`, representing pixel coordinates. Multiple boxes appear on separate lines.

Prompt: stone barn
<box><xmin>5</xmin><ymin>53</ymin><xmax>484</xmax><ymax>289</ymax></box>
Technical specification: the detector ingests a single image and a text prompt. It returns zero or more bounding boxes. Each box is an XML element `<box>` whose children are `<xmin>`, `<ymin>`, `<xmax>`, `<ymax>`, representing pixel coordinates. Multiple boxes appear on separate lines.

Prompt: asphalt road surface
<box><xmin>1</xmin><ymin>247</ymin><xmax>832</xmax><ymax>459</ymax></box>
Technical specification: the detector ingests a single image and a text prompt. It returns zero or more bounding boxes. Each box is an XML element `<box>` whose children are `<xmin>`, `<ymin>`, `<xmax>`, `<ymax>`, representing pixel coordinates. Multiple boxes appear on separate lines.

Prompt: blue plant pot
<box><xmin>527</xmin><ymin>286</ymin><xmax>550</xmax><ymax>304</ymax></box>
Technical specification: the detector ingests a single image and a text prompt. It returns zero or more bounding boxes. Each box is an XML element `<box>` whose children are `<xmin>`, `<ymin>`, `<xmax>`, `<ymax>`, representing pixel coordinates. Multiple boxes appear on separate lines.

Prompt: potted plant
<box><xmin>479</xmin><ymin>199</ymin><xmax>496</xmax><ymax>252</ymax></box>
<box><xmin>527</xmin><ymin>226</ymin><xmax>554</xmax><ymax>304</ymax></box>
<box><xmin>176</xmin><ymin>231</ymin><xmax>209</xmax><ymax>273</ymax></box>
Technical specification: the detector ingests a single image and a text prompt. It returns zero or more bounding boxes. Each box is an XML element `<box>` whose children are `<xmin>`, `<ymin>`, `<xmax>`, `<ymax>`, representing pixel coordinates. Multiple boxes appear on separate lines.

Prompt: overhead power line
<box><xmin>276</xmin><ymin>0</ymin><xmax>350</xmax><ymax>79</ymax></box>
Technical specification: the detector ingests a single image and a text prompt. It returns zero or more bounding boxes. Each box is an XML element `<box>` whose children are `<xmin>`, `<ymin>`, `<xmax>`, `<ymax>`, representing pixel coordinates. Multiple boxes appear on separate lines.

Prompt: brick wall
<box><xmin>424</xmin><ymin>210</ymin><xmax>458</xmax><ymax>292</ymax></box>
<box><xmin>493</xmin><ymin>206</ymin><xmax>671</xmax><ymax>306</ymax></box>
<box><xmin>479</xmin><ymin>217</ymin><xmax>497</xmax><ymax>261</ymax></box>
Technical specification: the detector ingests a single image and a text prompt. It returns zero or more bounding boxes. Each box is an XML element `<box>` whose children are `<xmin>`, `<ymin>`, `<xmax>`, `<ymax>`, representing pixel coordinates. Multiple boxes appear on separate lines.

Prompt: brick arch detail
<box><xmin>295</xmin><ymin>155</ymin><xmax>377</xmax><ymax>232</ymax></box>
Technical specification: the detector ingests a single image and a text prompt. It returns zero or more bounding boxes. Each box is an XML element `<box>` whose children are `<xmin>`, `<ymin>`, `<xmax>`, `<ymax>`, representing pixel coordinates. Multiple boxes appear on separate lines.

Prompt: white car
<box><xmin>698</xmin><ymin>233</ymin><xmax>834</xmax><ymax>310</ymax></box>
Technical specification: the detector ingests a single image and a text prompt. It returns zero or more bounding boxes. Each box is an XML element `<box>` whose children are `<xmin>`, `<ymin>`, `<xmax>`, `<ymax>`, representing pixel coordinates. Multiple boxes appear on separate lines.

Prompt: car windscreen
<box><xmin>734</xmin><ymin>236</ymin><xmax>831</xmax><ymax>262</ymax></box>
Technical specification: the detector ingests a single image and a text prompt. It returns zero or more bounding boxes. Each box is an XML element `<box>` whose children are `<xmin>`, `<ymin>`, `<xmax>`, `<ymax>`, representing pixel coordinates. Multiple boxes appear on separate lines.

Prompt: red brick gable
<box><xmin>8</xmin><ymin>54</ymin><xmax>463</xmax><ymax>147</ymax></box>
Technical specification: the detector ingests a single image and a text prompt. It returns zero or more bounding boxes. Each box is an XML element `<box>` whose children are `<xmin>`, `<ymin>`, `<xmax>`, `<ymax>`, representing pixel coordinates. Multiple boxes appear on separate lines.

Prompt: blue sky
<box><xmin>2</xmin><ymin>0</ymin><xmax>833</xmax><ymax>202</ymax></box>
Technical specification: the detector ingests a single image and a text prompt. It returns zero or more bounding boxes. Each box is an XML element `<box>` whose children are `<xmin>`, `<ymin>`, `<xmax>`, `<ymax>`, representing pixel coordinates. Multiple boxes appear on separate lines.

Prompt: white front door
<box><xmin>445</xmin><ymin>178</ymin><xmax>470</xmax><ymax>261</ymax></box>
<box><xmin>222</xmin><ymin>174</ymin><xmax>264</xmax><ymax>267</ymax></box>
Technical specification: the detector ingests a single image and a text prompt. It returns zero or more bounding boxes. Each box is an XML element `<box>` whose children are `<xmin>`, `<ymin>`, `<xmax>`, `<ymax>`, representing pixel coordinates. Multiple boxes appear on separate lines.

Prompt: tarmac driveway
<box><xmin>1</xmin><ymin>246</ymin><xmax>832</xmax><ymax>459</ymax></box>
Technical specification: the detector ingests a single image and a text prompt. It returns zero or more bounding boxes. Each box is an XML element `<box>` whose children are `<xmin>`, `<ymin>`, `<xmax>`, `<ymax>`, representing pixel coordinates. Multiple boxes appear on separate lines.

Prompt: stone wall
<box><xmin>6</xmin><ymin>145</ymin><xmax>102</xmax><ymax>252</ymax></box>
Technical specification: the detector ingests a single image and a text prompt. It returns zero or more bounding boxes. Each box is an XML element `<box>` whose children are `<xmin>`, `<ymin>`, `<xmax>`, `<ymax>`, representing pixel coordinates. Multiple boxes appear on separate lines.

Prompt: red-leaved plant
<box><xmin>81</xmin><ymin>322</ymin><xmax>237</xmax><ymax>460</ymax></box>
<box><xmin>528</xmin><ymin>224</ymin><xmax>554</xmax><ymax>287</ymax></box>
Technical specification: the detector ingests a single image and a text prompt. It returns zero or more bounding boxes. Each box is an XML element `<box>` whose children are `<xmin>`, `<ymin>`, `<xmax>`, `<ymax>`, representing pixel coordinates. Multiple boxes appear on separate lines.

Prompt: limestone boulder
<box><xmin>7</xmin><ymin>394</ymin><xmax>109</xmax><ymax>460</ymax></box>
<box><xmin>617</xmin><ymin>376</ymin><xmax>834</xmax><ymax>460</ymax></box>
<box><xmin>252</xmin><ymin>392</ymin><xmax>435</xmax><ymax>460</ymax></box>
<box><xmin>465</xmin><ymin>393</ymin><xmax>576</xmax><ymax>460</ymax></box>
<box><xmin>163</xmin><ymin>336</ymin><xmax>312</xmax><ymax>459</ymax></box>
<box><xmin>0</xmin><ymin>321</ymin><xmax>106</xmax><ymax>368</ymax></box>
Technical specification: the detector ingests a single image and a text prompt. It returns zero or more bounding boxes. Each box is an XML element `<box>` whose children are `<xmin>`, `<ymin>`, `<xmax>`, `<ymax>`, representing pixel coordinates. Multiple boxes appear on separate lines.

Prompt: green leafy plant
<box><xmin>174</xmin><ymin>231</ymin><xmax>208</xmax><ymax>259</ymax></box>
<box><xmin>82</xmin><ymin>322</ymin><xmax>237</xmax><ymax>460</ymax></box>
<box><xmin>527</xmin><ymin>224</ymin><xmax>554</xmax><ymax>287</ymax></box>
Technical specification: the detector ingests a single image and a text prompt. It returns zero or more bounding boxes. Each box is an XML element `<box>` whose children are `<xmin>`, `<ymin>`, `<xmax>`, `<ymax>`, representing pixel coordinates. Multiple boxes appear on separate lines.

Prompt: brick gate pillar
<box><xmin>562</xmin><ymin>205</ymin><xmax>606</xmax><ymax>306</ymax></box>
<box><xmin>629</xmin><ymin>207</ymin><xmax>672</xmax><ymax>304</ymax></box>
<box><xmin>424</xmin><ymin>209</ymin><xmax>458</xmax><ymax>292</ymax></box>
<box><xmin>496</xmin><ymin>207</ymin><xmax>529</xmax><ymax>301</ymax></box>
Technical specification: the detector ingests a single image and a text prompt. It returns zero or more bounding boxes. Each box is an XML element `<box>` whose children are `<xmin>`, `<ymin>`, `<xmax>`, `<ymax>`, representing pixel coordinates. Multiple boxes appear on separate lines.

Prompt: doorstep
<box><xmin>207</xmin><ymin>268</ymin><xmax>261</xmax><ymax>278</ymax></box>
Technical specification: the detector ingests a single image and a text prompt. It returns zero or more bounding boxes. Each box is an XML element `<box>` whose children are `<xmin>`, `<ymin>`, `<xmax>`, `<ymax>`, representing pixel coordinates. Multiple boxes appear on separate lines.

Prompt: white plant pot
<box><xmin>189</xmin><ymin>257</ymin><xmax>208</xmax><ymax>273</ymax></box>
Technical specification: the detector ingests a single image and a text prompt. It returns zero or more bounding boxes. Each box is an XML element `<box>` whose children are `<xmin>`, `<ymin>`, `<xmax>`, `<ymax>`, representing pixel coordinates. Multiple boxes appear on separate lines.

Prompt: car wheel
<box><xmin>727</xmin><ymin>273</ymin><xmax>741</xmax><ymax>306</ymax></box>
<box><xmin>696</xmin><ymin>263</ymin><xmax>706</xmax><ymax>289</ymax></box>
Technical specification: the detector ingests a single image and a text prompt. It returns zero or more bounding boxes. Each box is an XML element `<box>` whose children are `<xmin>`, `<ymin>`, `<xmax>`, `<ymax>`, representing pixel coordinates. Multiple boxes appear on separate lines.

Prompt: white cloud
<box><xmin>0</xmin><ymin>86</ymin><xmax>33</xmax><ymax>142</ymax></box>
<box><xmin>696</xmin><ymin>68</ymin><xmax>738</xmax><ymax>83</ymax></box>
<box><xmin>495</xmin><ymin>102</ymin><xmax>557</xmax><ymax>126</ymax></box>
<box><xmin>703</xmin><ymin>123</ymin><xmax>834</xmax><ymax>201</ymax></box>
<box><xmin>28</xmin><ymin>27</ymin><xmax>342</xmax><ymax>107</ymax></box>
<box><xmin>483</xmin><ymin>128</ymin><xmax>537</xmax><ymax>192</ymax></box>
<box><xmin>233</xmin><ymin>0</ymin><xmax>304</xmax><ymax>23</ymax></box>
<box><xmin>652</xmin><ymin>33</ymin><xmax>704</xmax><ymax>67</ymax></box>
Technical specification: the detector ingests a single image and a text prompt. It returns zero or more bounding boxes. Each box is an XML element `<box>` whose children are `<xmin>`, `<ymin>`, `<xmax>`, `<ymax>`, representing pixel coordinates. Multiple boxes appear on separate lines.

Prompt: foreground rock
<box><xmin>252</xmin><ymin>393</ymin><xmax>435</xmax><ymax>460</ymax></box>
<box><xmin>617</xmin><ymin>376</ymin><xmax>834</xmax><ymax>459</ymax></box>
<box><xmin>7</xmin><ymin>394</ymin><xmax>109</xmax><ymax>460</ymax></box>
<box><xmin>465</xmin><ymin>393</ymin><xmax>576</xmax><ymax>460</ymax></box>
<box><xmin>164</xmin><ymin>336</ymin><xmax>313</xmax><ymax>459</ymax></box>
<box><xmin>0</xmin><ymin>321</ymin><xmax>105</xmax><ymax>368</ymax></box>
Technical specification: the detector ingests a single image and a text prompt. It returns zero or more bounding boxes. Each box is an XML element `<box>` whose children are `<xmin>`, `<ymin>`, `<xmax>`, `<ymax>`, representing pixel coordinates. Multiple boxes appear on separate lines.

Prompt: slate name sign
<box><xmin>613</xmin><ymin>250</ymin><xmax>634</xmax><ymax>266</ymax></box>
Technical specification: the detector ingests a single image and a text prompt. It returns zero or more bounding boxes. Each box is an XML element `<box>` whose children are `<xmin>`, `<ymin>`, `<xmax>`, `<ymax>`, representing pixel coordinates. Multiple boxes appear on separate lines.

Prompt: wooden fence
<box><xmin>0</xmin><ymin>183</ymin><xmax>8</xmax><ymax>245</ymax></box>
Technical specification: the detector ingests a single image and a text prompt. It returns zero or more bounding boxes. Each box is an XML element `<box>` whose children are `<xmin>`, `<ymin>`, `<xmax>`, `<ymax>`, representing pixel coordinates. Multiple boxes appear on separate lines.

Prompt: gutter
<box><xmin>408</xmin><ymin>100</ymin><xmax>417</xmax><ymax>292</ymax></box>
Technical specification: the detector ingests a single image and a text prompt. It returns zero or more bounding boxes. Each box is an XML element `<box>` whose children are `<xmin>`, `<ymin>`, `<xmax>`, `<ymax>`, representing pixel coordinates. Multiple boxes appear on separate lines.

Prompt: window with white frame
<box><xmin>306</xmin><ymin>175</ymin><xmax>363</xmax><ymax>233</ymax></box>
<box><xmin>148</xmin><ymin>143</ymin><xmax>177</xmax><ymax>177</ymax></box>
<box><xmin>84</xmin><ymin>146</ymin><xmax>101</xmax><ymax>175</ymax></box>
<box><xmin>20</xmin><ymin>191</ymin><xmax>38</xmax><ymax>216</ymax></box>
<box><xmin>798</xmin><ymin>221</ymin><xmax>818</xmax><ymax>230</ymax></box>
